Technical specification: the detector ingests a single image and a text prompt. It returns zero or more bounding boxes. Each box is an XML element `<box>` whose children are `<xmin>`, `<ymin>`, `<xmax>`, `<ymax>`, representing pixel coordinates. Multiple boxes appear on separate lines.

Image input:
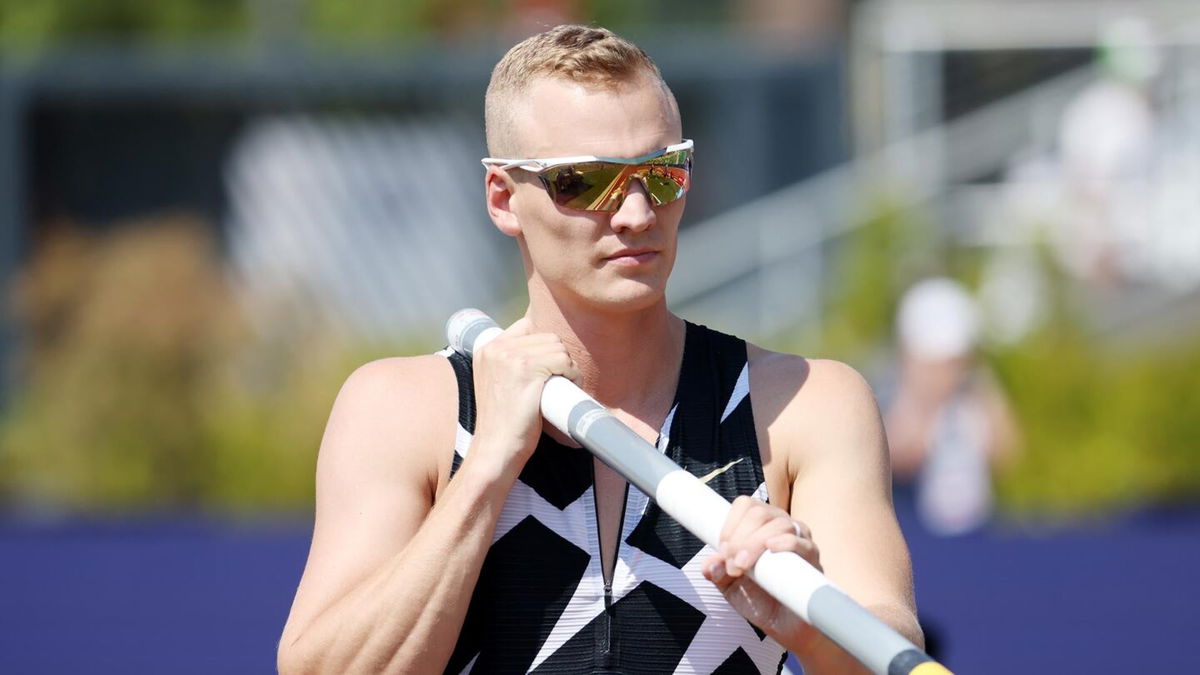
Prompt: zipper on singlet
<box><xmin>592</xmin><ymin>461</ymin><xmax>629</xmax><ymax>669</ymax></box>
<box><xmin>598</xmin><ymin>580</ymin><xmax>613</xmax><ymax>668</ymax></box>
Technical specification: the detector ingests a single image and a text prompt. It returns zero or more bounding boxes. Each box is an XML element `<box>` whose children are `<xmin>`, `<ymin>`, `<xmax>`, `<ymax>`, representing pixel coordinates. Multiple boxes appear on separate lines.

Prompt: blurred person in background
<box><xmin>885</xmin><ymin>278</ymin><xmax>1019</xmax><ymax>536</ymax></box>
<box><xmin>278</xmin><ymin>24</ymin><xmax>921</xmax><ymax>674</ymax></box>
<box><xmin>1055</xmin><ymin>17</ymin><xmax>1160</xmax><ymax>288</ymax></box>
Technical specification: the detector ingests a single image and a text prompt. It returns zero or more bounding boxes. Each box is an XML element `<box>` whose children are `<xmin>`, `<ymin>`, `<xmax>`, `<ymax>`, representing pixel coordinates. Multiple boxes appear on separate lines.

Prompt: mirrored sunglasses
<box><xmin>481</xmin><ymin>140</ymin><xmax>693</xmax><ymax>212</ymax></box>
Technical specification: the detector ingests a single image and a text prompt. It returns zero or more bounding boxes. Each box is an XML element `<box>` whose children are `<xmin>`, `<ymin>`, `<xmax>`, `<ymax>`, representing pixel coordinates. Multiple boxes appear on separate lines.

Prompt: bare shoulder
<box><xmin>747</xmin><ymin>344</ymin><xmax>886</xmax><ymax>478</ymax></box>
<box><xmin>281</xmin><ymin>354</ymin><xmax>459</xmax><ymax>648</ymax></box>
<box><xmin>318</xmin><ymin>354</ymin><xmax>458</xmax><ymax>497</ymax></box>
<box><xmin>747</xmin><ymin>345</ymin><xmax>879</xmax><ymax>425</ymax></box>
<box><xmin>333</xmin><ymin>354</ymin><xmax>456</xmax><ymax>416</ymax></box>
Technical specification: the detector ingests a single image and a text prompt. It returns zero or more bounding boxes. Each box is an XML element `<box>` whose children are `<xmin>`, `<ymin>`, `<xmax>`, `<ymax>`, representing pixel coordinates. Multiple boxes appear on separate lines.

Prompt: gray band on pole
<box><xmin>567</xmin><ymin>400</ymin><xmax>678</xmax><ymax>498</ymax></box>
<box><xmin>886</xmin><ymin>649</ymin><xmax>935</xmax><ymax>675</ymax></box>
<box><xmin>456</xmin><ymin>319</ymin><xmax>493</xmax><ymax>357</ymax></box>
<box><xmin>807</xmin><ymin>586</ymin><xmax>918</xmax><ymax>675</ymax></box>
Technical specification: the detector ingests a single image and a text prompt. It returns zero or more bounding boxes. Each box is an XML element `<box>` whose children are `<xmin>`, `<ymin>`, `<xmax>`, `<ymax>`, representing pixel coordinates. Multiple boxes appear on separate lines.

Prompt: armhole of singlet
<box><xmin>740</xmin><ymin>338</ymin><xmax>770</xmax><ymax>500</ymax></box>
<box><xmin>710</xmin><ymin>327</ymin><xmax>769</xmax><ymax>501</ymax></box>
<box><xmin>742</xmin><ymin>339</ymin><xmax>785</xmax><ymax>507</ymax></box>
<box><xmin>441</xmin><ymin>349</ymin><xmax>475</xmax><ymax>479</ymax></box>
<box><xmin>673</xmin><ymin>323</ymin><xmax>770</xmax><ymax>502</ymax></box>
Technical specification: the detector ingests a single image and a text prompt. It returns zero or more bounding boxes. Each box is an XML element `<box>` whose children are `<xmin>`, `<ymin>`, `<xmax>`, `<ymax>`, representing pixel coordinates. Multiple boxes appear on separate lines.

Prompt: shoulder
<box><xmin>330</xmin><ymin>354</ymin><xmax>457</xmax><ymax>431</ymax></box>
<box><xmin>747</xmin><ymin>345</ymin><xmax>877</xmax><ymax>419</ymax></box>
<box><xmin>319</xmin><ymin>354</ymin><xmax>458</xmax><ymax>495</ymax></box>
<box><xmin>336</xmin><ymin>353</ymin><xmax>456</xmax><ymax>401</ymax></box>
<box><xmin>747</xmin><ymin>344</ymin><xmax>885</xmax><ymax>477</ymax></box>
<box><xmin>282</xmin><ymin>355</ymin><xmax>460</xmax><ymax>653</ymax></box>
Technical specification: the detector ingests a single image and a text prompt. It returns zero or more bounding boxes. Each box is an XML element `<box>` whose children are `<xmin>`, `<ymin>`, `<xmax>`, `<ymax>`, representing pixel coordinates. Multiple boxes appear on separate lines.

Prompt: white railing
<box><xmin>668</xmin><ymin>66</ymin><xmax>1099</xmax><ymax>340</ymax></box>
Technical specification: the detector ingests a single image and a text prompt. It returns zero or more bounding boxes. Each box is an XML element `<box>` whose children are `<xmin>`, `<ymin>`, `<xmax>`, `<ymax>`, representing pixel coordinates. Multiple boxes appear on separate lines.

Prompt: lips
<box><xmin>604</xmin><ymin>248</ymin><xmax>659</xmax><ymax>265</ymax></box>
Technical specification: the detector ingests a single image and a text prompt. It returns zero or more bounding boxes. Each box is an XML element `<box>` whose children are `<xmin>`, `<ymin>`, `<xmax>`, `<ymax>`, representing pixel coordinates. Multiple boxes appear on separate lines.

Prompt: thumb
<box><xmin>504</xmin><ymin>316</ymin><xmax>533</xmax><ymax>336</ymax></box>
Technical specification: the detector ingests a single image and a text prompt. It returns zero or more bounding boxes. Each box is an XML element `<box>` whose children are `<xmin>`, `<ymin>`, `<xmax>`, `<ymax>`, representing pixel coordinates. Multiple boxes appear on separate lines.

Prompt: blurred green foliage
<box><xmin>818</xmin><ymin>194</ymin><xmax>939</xmax><ymax>358</ymax></box>
<box><xmin>0</xmin><ymin>0</ymin><xmax>248</xmax><ymax>48</ymax></box>
<box><xmin>0</xmin><ymin>0</ymin><xmax>725</xmax><ymax>50</ymax></box>
<box><xmin>2</xmin><ymin>219</ymin><xmax>240</xmax><ymax>509</ymax></box>
<box><xmin>0</xmin><ymin>217</ymin><xmax>410</xmax><ymax>514</ymax></box>
<box><xmin>306</xmin><ymin>0</ymin><xmax>438</xmax><ymax>45</ymax></box>
<box><xmin>819</xmin><ymin>197</ymin><xmax>1200</xmax><ymax>518</ymax></box>
<box><xmin>991</xmin><ymin>302</ymin><xmax>1200</xmax><ymax>517</ymax></box>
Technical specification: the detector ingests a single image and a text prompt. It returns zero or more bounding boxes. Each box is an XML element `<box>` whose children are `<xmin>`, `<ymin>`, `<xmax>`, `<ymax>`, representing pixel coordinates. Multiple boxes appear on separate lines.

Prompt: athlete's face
<box><xmin>486</xmin><ymin>74</ymin><xmax>685</xmax><ymax>313</ymax></box>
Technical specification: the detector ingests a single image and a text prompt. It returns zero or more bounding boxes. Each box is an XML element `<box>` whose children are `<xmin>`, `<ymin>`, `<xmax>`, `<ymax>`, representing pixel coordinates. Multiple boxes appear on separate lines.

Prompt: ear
<box><xmin>485</xmin><ymin>167</ymin><xmax>521</xmax><ymax>237</ymax></box>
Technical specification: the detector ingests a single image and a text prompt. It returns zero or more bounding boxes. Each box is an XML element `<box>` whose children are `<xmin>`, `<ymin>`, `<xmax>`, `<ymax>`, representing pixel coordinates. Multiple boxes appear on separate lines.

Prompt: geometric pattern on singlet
<box><xmin>438</xmin><ymin>322</ymin><xmax>788</xmax><ymax>674</ymax></box>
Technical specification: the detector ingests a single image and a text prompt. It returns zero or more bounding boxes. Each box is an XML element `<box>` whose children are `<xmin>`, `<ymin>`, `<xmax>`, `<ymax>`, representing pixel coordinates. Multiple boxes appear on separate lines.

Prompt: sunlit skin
<box><xmin>489</xmin><ymin>75</ymin><xmax>685</xmax><ymax>319</ymax></box>
<box><xmin>277</xmin><ymin>69</ymin><xmax>921</xmax><ymax>675</ymax></box>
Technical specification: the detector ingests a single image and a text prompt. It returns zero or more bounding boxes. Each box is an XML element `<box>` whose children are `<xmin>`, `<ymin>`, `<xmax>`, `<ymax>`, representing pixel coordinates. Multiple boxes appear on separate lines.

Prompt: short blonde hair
<box><xmin>485</xmin><ymin>24</ymin><xmax>673</xmax><ymax>156</ymax></box>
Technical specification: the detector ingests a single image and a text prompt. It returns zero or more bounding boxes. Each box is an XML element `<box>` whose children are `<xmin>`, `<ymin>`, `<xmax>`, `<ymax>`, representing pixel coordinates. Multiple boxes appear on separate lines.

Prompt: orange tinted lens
<box><xmin>538</xmin><ymin>148</ymin><xmax>691</xmax><ymax>212</ymax></box>
<box><xmin>539</xmin><ymin>162</ymin><xmax>629</xmax><ymax>211</ymax></box>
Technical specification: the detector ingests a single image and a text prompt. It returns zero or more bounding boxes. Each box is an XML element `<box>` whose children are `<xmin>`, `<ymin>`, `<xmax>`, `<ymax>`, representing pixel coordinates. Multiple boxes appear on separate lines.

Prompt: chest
<box><xmin>453</xmin><ymin>425</ymin><xmax>785</xmax><ymax>674</ymax></box>
<box><xmin>441</xmin><ymin>326</ymin><xmax>794</xmax><ymax>672</ymax></box>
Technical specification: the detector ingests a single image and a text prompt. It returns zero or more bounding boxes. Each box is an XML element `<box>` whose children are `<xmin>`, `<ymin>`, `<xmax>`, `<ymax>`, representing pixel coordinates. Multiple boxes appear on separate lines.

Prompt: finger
<box><xmin>764</xmin><ymin>533</ymin><xmax>822</xmax><ymax>571</ymax></box>
<box><xmin>476</xmin><ymin>318</ymin><xmax>533</xmax><ymax>358</ymax></box>
<box><xmin>719</xmin><ymin>496</ymin><xmax>763</xmax><ymax>548</ymax></box>
<box><xmin>509</xmin><ymin>331</ymin><xmax>565</xmax><ymax>345</ymax></box>
<box><xmin>722</xmin><ymin>504</ymin><xmax>784</xmax><ymax>576</ymax></box>
<box><xmin>701</xmin><ymin>553</ymin><xmax>730</xmax><ymax>589</ymax></box>
<box><xmin>723</xmin><ymin>516</ymin><xmax>766</xmax><ymax>576</ymax></box>
<box><xmin>727</xmin><ymin>514</ymin><xmax>805</xmax><ymax>577</ymax></box>
<box><xmin>505</xmin><ymin>316</ymin><xmax>533</xmax><ymax>335</ymax></box>
<box><xmin>561</xmin><ymin>358</ymin><xmax>581</xmax><ymax>383</ymax></box>
<box><xmin>793</xmin><ymin>519</ymin><xmax>812</xmax><ymax>541</ymax></box>
<box><xmin>717</xmin><ymin>574</ymin><xmax>779</xmax><ymax>631</ymax></box>
<box><xmin>481</xmin><ymin>335</ymin><xmax>568</xmax><ymax>369</ymax></box>
<box><xmin>542</xmin><ymin>350</ymin><xmax>579</xmax><ymax>382</ymax></box>
<box><xmin>522</xmin><ymin>338</ymin><xmax>575</xmax><ymax>358</ymax></box>
<box><xmin>492</xmin><ymin>333</ymin><xmax>564</xmax><ymax>355</ymax></box>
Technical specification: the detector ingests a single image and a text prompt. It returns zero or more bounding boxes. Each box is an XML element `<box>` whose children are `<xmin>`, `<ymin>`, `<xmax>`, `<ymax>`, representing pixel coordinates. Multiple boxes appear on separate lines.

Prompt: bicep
<box><xmin>282</xmin><ymin>356</ymin><xmax>455</xmax><ymax>640</ymax></box>
<box><xmin>781</xmin><ymin>361</ymin><xmax>915</xmax><ymax>612</ymax></box>
<box><xmin>792</xmin><ymin>461</ymin><xmax>913</xmax><ymax>612</ymax></box>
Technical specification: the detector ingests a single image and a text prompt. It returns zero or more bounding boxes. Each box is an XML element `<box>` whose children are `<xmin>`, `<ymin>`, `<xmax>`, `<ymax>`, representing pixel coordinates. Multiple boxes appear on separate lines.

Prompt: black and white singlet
<box><xmin>437</xmin><ymin>322</ymin><xmax>788</xmax><ymax>674</ymax></box>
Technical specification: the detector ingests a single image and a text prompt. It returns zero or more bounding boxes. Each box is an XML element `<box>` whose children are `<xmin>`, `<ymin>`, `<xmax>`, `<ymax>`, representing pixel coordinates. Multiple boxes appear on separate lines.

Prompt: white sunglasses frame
<box><xmin>480</xmin><ymin>139</ymin><xmax>694</xmax><ymax>172</ymax></box>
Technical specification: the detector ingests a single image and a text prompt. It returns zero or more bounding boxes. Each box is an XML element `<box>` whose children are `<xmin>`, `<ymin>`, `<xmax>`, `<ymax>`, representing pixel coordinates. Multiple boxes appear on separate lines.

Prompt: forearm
<box><xmin>792</xmin><ymin>603</ymin><xmax>923</xmax><ymax>675</ymax></box>
<box><xmin>280</xmin><ymin>449</ymin><xmax>518</xmax><ymax>674</ymax></box>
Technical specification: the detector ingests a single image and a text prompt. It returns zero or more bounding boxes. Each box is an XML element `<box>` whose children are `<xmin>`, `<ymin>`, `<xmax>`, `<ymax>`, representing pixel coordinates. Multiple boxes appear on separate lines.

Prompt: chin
<box><xmin>586</xmin><ymin>279</ymin><xmax>667</xmax><ymax>312</ymax></box>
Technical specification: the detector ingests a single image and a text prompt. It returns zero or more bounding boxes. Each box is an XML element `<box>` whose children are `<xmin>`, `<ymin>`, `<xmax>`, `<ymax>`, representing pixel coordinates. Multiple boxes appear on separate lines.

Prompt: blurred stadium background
<box><xmin>1</xmin><ymin>0</ymin><xmax>1197</xmax><ymax>672</ymax></box>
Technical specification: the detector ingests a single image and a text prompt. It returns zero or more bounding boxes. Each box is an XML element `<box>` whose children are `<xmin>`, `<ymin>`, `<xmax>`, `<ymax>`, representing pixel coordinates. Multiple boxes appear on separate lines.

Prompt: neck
<box><xmin>525</xmin><ymin>295</ymin><xmax>685</xmax><ymax>413</ymax></box>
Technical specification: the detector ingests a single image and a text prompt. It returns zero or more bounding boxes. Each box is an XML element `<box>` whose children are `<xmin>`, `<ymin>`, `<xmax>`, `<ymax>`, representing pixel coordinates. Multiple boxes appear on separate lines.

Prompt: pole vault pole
<box><xmin>447</xmin><ymin>309</ymin><xmax>950</xmax><ymax>675</ymax></box>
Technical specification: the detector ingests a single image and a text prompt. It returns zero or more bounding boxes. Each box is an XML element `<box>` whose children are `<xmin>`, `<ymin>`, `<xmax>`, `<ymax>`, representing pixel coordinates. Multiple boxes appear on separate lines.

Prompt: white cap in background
<box><xmin>896</xmin><ymin>277</ymin><xmax>981</xmax><ymax>361</ymax></box>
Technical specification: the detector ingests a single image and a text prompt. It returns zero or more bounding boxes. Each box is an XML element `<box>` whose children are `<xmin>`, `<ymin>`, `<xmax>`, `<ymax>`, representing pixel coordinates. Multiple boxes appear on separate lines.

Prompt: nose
<box><xmin>609</xmin><ymin>177</ymin><xmax>656</xmax><ymax>233</ymax></box>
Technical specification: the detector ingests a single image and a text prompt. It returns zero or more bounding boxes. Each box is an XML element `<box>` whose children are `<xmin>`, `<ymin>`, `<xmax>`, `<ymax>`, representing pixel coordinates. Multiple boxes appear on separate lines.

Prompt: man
<box><xmin>278</xmin><ymin>25</ymin><xmax>920</xmax><ymax>674</ymax></box>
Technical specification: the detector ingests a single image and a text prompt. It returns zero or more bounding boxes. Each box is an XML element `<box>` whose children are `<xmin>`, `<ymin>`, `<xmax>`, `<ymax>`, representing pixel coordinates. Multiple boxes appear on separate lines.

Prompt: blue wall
<box><xmin>1</xmin><ymin>519</ymin><xmax>308</xmax><ymax>673</ymax></box>
<box><xmin>898</xmin><ymin>502</ymin><xmax>1197</xmax><ymax>673</ymax></box>
<box><xmin>1</xmin><ymin>506</ymin><xmax>1194</xmax><ymax>673</ymax></box>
